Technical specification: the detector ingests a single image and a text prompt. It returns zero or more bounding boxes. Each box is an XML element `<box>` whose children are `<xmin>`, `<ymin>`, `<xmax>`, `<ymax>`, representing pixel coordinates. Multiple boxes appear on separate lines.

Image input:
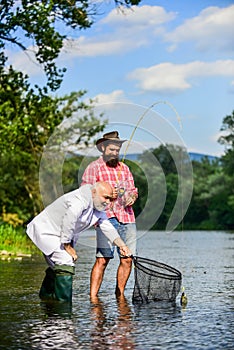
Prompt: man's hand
<box><xmin>64</xmin><ymin>243</ymin><xmax>78</xmax><ymax>262</ymax></box>
<box><xmin>119</xmin><ymin>245</ymin><xmax>132</xmax><ymax>257</ymax></box>
<box><xmin>114</xmin><ymin>237</ymin><xmax>132</xmax><ymax>257</ymax></box>
<box><xmin>124</xmin><ymin>194</ymin><xmax>137</xmax><ymax>207</ymax></box>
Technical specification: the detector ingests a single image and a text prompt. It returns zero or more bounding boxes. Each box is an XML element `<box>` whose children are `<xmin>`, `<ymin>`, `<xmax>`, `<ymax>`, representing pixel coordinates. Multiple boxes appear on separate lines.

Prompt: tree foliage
<box><xmin>218</xmin><ymin>110</ymin><xmax>234</xmax><ymax>176</ymax></box>
<box><xmin>0</xmin><ymin>67</ymin><xmax>106</xmax><ymax>220</ymax></box>
<box><xmin>0</xmin><ymin>0</ymin><xmax>142</xmax><ymax>222</ymax></box>
<box><xmin>62</xmin><ymin>142</ymin><xmax>234</xmax><ymax>230</ymax></box>
<box><xmin>59</xmin><ymin>141</ymin><xmax>233</xmax><ymax>231</ymax></box>
<box><xmin>131</xmin><ymin>116</ymin><xmax>234</xmax><ymax>230</ymax></box>
<box><xmin>0</xmin><ymin>0</ymin><xmax>141</xmax><ymax>91</ymax></box>
<box><xmin>135</xmin><ymin>146</ymin><xmax>234</xmax><ymax>230</ymax></box>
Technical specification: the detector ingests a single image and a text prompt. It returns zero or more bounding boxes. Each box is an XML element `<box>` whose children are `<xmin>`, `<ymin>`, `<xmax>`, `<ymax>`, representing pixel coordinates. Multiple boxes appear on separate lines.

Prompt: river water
<box><xmin>0</xmin><ymin>230</ymin><xmax>233</xmax><ymax>349</ymax></box>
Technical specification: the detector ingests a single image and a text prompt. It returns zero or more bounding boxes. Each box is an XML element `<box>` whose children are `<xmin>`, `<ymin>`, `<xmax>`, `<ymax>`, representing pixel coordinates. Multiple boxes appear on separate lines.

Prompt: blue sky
<box><xmin>9</xmin><ymin>0</ymin><xmax>234</xmax><ymax>156</ymax></box>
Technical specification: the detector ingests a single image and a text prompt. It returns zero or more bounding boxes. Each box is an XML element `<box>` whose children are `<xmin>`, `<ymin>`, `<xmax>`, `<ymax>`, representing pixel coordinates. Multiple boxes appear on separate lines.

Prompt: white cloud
<box><xmin>92</xmin><ymin>90</ymin><xmax>129</xmax><ymax>104</ymax></box>
<box><xmin>61</xmin><ymin>34</ymin><xmax>146</xmax><ymax>58</ymax></box>
<box><xmin>8</xmin><ymin>3</ymin><xmax>234</xmax><ymax>86</ymax></box>
<box><xmin>6</xmin><ymin>46</ymin><xmax>44</xmax><ymax>77</ymax></box>
<box><xmin>165</xmin><ymin>5</ymin><xmax>234</xmax><ymax>53</ymax></box>
<box><xmin>7</xmin><ymin>5</ymin><xmax>175</xmax><ymax>74</ymax></box>
<box><xmin>7</xmin><ymin>5</ymin><xmax>176</xmax><ymax>73</ymax></box>
<box><xmin>60</xmin><ymin>5</ymin><xmax>175</xmax><ymax>58</ymax></box>
<box><xmin>102</xmin><ymin>5</ymin><xmax>175</xmax><ymax>27</ymax></box>
<box><xmin>128</xmin><ymin>60</ymin><xmax>234</xmax><ymax>94</ymax></box>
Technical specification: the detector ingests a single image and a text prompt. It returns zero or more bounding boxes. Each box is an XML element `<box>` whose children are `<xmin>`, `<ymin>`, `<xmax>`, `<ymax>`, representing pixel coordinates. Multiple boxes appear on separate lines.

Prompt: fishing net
<box><xmin>132</xmin><ymin>256</ymin><xmax>182</xmax><ymax>304</ymax></box>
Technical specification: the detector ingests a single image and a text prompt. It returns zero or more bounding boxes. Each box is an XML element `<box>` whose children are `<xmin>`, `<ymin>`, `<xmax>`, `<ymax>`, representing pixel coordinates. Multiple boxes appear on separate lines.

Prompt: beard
<box><xmin>103</xmin><ymin>154</ymin><xmax>119</xmax><ymax>168</ymax></box>
<box><xmin>93</xmin><ymin>193</ymin><xmax>108</xmax><ymax>212</ymax></box>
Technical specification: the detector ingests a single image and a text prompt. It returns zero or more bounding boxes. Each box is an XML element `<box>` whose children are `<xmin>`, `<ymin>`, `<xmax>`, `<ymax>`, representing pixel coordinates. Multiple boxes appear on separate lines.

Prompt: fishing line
<box><xmin>121</xmin><ymin>100</ymin><xmax>182</xmax><ymax>164</ymax></box>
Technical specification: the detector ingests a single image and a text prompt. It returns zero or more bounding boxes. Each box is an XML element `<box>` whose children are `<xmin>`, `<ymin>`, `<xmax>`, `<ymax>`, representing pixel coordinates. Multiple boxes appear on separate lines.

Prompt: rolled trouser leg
<box><xmin>39</xmin><ymin>267</ymin><xmax>55</xmax><ymax>300</ymax></box>
<box><xmin>54</xmin><ymin>265</ymin><xmax>75</xmax><ymax>302</ymax></box>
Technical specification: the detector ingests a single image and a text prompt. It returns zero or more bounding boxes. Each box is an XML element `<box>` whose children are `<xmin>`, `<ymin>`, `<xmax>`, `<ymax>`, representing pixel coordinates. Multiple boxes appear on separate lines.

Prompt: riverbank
<box><xmin>0</xmin><ymin>249</ymin><xmax>32</xmax><ymax>261</ymax></box>
<box><xmin>0</xmin><ymin>223</ymin><xmax>39</xmax><ymax>258</ymax></box>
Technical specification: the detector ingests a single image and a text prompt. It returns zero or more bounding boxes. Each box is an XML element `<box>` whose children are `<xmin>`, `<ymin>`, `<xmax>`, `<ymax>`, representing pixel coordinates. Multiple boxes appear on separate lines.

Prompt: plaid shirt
<box><xmin>81</xmin><ymin>157</ymin><xmax>138</xmax><ymax>223</ymax></box>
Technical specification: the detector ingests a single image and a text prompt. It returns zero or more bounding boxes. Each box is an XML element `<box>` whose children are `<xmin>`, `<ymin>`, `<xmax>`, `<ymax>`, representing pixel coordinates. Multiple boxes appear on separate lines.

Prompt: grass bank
<box><xmin>0</xmin><ymin>224</ymin><xmax>39</xmax><ymax>258</ymax></box>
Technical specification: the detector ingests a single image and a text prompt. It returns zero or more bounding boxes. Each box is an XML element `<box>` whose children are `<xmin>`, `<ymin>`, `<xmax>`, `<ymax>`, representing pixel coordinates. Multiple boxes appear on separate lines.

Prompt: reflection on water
<box><xmin>27</xmin><ymin>315</ymin><xmax>79</xmax><ymax>350</ymax></box>
<box><xmin>40</xmin><ymin>300</ymin><xmax>72</xmax><ymax>318</ymax></box>
<box><xmin>90</xmin><ymin>295</ymin><xmax>136</xmax><ymax>349</ymax></box>
<box><xmin>0</xmin><ymin>231</ymin><xmax>233</xmax><ymax>349</ymax></box>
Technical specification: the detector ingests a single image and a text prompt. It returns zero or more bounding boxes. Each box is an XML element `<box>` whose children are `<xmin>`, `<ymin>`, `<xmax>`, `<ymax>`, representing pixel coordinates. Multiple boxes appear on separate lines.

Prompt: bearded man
<box><xmin>81</xmin><ymin>131</ymin><xmax>138</xmax><ymax>297</ymax></box>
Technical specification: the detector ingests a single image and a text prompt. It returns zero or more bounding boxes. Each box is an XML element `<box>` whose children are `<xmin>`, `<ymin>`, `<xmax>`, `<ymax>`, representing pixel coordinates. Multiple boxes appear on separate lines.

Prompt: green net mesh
<box><xmin>132</xmin><ymin>256</ymin><xmax>182</xmax><ymax>304</ymax></box>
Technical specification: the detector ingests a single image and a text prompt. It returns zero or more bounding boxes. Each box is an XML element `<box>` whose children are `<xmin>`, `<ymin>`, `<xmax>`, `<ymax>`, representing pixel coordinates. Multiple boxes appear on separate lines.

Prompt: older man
<box><xmin>81</xmin><ymin>131</ymin><xmax>138</xmax><ymax>297</ymax></box>
<box><xmin>26</xmin><ymin>182</ymin><xmax>131</xmax><ymax>302</ymax></box>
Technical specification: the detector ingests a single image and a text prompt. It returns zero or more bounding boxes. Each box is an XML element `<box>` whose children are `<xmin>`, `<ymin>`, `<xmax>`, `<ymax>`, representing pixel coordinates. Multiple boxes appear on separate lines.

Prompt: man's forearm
<box><xmin>113</xmin><ymin>237</ymin><xmax>126</xmax><ymax>247</ymax></box>
<box><xmin>64</xmin><ymin>243</ymin><xmax>78</xmax><ymax>261</ymax></box>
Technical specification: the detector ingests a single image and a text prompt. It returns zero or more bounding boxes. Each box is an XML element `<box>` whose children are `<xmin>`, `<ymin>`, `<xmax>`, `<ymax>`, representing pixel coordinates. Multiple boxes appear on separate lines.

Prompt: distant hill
<box><xmin>188</xmin><ymin>152</ymin><xmax>219</xmax><ymax>163</ymax></box>
<box><xmin>121</xmin><ymin>152</ymin><xmax>219</xmax><ymax>163</ymax></box>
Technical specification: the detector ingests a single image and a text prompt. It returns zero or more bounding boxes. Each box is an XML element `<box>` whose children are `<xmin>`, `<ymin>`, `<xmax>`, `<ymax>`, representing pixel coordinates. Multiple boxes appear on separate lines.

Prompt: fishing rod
<box><xmin>117</xmin><ymin>100</ymin><xmax>182</xmax><ymax>179</ymax></box>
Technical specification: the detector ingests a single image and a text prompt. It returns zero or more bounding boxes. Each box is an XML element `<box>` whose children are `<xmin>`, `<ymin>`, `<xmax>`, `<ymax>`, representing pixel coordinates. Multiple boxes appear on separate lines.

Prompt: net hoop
<box><xmin>133</xmin><ymin>256</ymin><xmax>182</xmax><ymax>281</ymax></box>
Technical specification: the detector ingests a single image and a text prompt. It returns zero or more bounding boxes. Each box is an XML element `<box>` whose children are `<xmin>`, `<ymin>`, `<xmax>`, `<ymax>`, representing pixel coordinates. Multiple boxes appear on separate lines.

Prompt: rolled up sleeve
<box><xmin>98</xmin><ymin>216</ymin><xmax>120</xmax><ymax>243</ymax></box>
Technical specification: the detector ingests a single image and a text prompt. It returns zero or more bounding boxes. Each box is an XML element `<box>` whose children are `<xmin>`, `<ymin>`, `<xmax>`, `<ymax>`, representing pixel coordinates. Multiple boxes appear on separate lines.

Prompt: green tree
<box><xmin>184</xmin><ymin>158</ymin><xmax>219</xmax><ymax>229</ymax></box>
<box><xmin>0</xmin><ymin>0</ymin><xmax>141</xmax><ymax>91</ymax></box>
<box><xmin>205</xmin><ymin>171</ymin><xmax>233</xmax><ymax>229</ymax></box>
<box><xmin>0</xmin><ymin>67</ymin><xmax>106</xmax><ymax>220</ymax></box>
<box><xmin>134</xmin><ymin>144</ymin><xmax>193</xmax><ymax>230</ymax></box>
<box><xmin>217</xmin><ymin>110</ymin><xmax>234</xmax><ymax>228</ymax></box>
<box><xmin>0</xmin><ymin>0</ymin><xmax>142</xmax><ymax>222</ymax></box>
<box><xmin>149</xmin><ymin>144</ymin><xmax>178</xmax><ymax>175</ymax></box>
<box><xmin>218</xmin><ymin>110</ymin><xmax>234</xmax><ymax>176</ymax></box>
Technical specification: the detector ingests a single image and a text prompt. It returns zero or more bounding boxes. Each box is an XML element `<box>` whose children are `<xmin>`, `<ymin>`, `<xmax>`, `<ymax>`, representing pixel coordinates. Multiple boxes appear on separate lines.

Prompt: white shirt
<box><xmin>26</xmin><ymin>184</ymin><xmax>119</xmax><ymax>255</ymax></box>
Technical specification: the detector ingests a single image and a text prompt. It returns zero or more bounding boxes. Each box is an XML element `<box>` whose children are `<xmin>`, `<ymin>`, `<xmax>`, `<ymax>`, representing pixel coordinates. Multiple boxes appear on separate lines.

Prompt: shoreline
<box><xmin>0</xmin><ymin>249</ymin><xmax>33</xmax><ymax>261</ymax></box>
